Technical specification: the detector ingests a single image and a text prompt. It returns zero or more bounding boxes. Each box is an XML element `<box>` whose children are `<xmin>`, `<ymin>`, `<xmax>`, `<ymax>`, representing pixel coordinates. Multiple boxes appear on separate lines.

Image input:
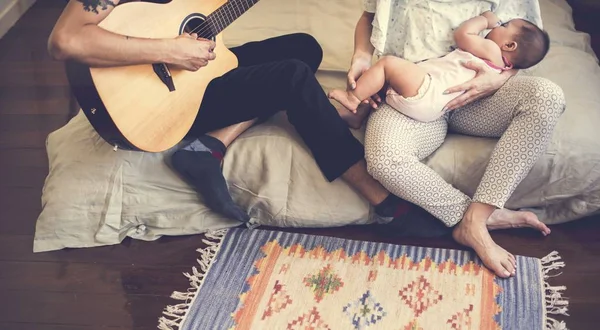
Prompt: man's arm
<box><xmin>49</xmin><ymin>0</ymin><xmax>167</xmax><ymax>66</ymax></box>
<box><xmin>48</xmin><ymin>0</ymin><xmax>215</xmax><ymax>71</ymax></box>
<box><xmin>453</xmin><ymin>11</ymin><xmax>502</xmax><ymax>63</ymax></box>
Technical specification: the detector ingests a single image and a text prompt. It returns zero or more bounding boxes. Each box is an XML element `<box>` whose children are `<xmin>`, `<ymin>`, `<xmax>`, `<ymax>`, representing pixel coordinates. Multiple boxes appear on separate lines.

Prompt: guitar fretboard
<box><xmin>205</xmin><ymin>0</ymin><xmax>260</xmax><ymax>36</ymax></box>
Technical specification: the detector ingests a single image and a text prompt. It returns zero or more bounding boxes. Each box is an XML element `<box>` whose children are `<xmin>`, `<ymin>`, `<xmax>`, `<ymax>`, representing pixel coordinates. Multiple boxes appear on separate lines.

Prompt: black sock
<box><xmin>375</xmin><ymin>194</ymin><xmax>451</xmax><ymax>238</ymax></box>
<box><xmin>171</xmin><ymin>135</ymin><xmax>250</xmax><ymax>223</ymax></box>
<box><xmin>375</xmin><ymin>194</ymin><xmax>411</xmax><ymax>218</ymax></box>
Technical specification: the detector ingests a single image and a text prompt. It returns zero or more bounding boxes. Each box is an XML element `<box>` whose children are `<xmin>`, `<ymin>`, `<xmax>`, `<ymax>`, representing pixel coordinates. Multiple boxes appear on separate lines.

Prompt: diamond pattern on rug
<box><xmin>303</xmin><ymin>264</ymin><xmax>344</xmax><ymax>303</ymax></box>
<box><xmin>231</xmin><ymin>239</ymin><xmax>505</xmax><ymax>330</ymax></box>
<box><xmin>343</xmin><ymin>290</ymin><xmax>386</xmax><ymax>329</ymax></box>
<box><xmin>287</xmin><ymin>307</ymin><xmax>331</xmax><ymax>330</ymax></box>
<box><xmin>447</xmin><ymin>304</ymin><xmax>474</xmax><ymax>330</ymax></box>
<box><xmin>399</xmin><ymin>275</ymin><xmax>443</xmax><ymax>317</ymax></box>
<box><xmin>262</xmin><ymin>280</ymin><xmax>293</xmax><ymax>320</ymax></box>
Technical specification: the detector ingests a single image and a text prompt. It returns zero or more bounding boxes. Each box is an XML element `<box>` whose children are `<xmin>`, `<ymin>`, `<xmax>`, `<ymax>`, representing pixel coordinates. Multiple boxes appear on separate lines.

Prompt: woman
<box><xmin>352</xmin><ymin>1</ymin><xmax>566</xmax><ymax>278</ymax></box>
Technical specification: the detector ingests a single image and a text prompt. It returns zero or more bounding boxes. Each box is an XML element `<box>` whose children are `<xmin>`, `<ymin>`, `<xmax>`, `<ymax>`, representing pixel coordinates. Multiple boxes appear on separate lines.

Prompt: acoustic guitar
<box><xmin>65</xmin><ymin>0</ymin><xmax>260</xmax><ymax>152</ymax></box>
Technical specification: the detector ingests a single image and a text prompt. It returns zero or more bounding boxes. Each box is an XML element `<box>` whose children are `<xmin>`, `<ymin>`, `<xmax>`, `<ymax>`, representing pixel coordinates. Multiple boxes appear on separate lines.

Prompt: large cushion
<box><xmin>33</xmin><ymin>0</ymin><xmax>600</xmax><ymax>252</ymax></box>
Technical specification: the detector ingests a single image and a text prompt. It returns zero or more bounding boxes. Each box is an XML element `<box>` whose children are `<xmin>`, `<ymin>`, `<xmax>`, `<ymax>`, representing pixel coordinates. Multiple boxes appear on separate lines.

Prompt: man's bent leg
<box><xmin>170</xmin><ymin>120</ymin><xmax>257</xmax><ymax>223</ymax></box>
<box><xmin>170</xmin><ymin>34</ymin><xmax>324</xmax><ymax>223</ymax></box>
<box><xmin>207</xmin><ymin>120</ymin><xmax>257</xmax><ymax>147</ymax></box>
<box><xmin>230</xmin><ymin>33</ymin><xmax>323</xmax><ymax>72</ymax></box>
<box><xmin>341</xmin><ymin>159</ymin><xmax>389</xmax><ymax>206</ymax></box>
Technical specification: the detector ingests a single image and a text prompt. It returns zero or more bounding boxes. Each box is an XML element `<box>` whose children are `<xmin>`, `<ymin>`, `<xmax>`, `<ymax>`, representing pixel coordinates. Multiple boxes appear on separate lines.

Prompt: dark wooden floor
<box><xmin>0</xmin><ymin>1</ymin><xmax>599</xmax><ymax>329</ymax></box>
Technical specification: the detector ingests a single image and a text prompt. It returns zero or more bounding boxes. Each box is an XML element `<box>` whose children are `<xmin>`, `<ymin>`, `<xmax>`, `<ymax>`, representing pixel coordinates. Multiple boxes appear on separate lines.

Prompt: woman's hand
<box><xmin>347</xmin><ymin>56</ymin><xmax>382</xmax><ymax>109</ymax></box>
<box><xmin>443</xmin><ymin>60</ymin><xmax>513</xmax><ymax>111</ymax></box>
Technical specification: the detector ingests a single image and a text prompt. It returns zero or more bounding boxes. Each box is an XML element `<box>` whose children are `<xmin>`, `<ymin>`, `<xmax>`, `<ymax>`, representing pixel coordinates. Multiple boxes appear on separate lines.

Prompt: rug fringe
<box><xmin>157</xmin><ymin>229</ymin><xmax>228</xmax><ymax>330</ymax></box>
<box><xmin>541</xmin><ymin>251</ymin><xmax>569</xmax><ymax>330</ymax></box>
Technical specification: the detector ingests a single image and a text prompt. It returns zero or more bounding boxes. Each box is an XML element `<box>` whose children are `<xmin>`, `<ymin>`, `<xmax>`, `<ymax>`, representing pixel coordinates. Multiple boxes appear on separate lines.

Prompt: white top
<box><xmin>362</xmin><ymin>0</ymin><xmax>543</xmax><ymax>63</ymax></box>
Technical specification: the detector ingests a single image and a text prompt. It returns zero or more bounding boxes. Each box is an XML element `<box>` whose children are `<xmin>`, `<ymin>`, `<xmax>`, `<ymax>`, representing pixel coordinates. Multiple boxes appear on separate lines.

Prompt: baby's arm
<box><xmin>454</xmin><ymin>11</ymin><xmax>502</xmax><ymax>63</ymax></box>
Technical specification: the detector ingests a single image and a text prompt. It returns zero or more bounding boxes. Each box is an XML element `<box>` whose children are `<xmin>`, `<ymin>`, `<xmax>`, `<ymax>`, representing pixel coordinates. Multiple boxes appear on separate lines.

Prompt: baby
<box><xmin>329</xmin><ymin>11</ymin><xmax>550</xmax><ymax>128</ymax></box>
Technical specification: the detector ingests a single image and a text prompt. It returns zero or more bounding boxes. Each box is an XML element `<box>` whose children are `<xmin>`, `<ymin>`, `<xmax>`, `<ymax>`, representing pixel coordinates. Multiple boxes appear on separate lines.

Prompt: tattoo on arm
<box><xmin>77</xmin><ymin>0</ymin><xmax>116</xmax><ymax>14</ymax></box>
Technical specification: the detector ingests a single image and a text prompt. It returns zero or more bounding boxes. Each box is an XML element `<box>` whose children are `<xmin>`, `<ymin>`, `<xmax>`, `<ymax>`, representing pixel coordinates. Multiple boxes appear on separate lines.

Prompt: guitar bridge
<box><xmin>152</xmin><ymin>63</ymin><xmax>176</xmax><ymax>92</ymax></box>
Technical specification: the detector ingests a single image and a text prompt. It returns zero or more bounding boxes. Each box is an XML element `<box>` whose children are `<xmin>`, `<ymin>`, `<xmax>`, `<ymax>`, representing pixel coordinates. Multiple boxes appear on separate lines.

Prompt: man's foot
<box><xmin>487</xmin><ymin>208</ymin><xmax>551</xmax><ymax>236</ymax></box>
<box><xmin>333</xmin><ymin>102</ymin><xmax>368</xmax><ymax>129</ymax></box>
<box><xmin>452</xmin><ymin>207</ymin><xmax>517</xmax><ymax>278</ymax></box>
<box><xmin>373</xmin><ymin>195</ymin><xmax>452</xmax><ymax>238</ymax></box>
<box><xmin>170</xmin><ymin>137</ymin><xmax>250</xmax><ymax>223</ymax></box>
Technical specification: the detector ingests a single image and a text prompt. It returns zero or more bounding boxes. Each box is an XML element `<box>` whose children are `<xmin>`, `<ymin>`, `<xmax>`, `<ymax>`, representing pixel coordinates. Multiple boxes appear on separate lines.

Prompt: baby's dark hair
<box><xmin>512</xmin><ymin>19</ymin><xmax>550</xmax><ymax>69</ymax></box>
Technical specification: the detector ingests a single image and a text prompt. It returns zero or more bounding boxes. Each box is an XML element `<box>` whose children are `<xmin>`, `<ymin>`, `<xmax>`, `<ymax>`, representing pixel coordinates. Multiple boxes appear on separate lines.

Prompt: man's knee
<box><xmin>291</xmin><ymin>33</ymin><xmax>323</xmax><ymax>72</ymax></box>
<box><xmin>279</xmin><ymin>59</ymin><xmax>314</xmax><ymax>84</ymax></box>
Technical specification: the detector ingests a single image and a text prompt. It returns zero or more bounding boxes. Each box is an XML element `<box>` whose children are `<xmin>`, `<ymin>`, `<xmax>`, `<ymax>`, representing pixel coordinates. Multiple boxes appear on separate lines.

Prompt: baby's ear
<box><xmin>503</xmin><ymin>41</ymin><xmax>518</xmax><ymax>52</ymax></box>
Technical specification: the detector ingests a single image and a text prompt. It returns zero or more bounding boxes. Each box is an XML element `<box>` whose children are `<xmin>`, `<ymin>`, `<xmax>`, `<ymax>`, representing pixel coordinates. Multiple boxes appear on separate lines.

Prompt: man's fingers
<box><xmin>207</xmin><ymin>52</ymin><xmax>216</xmax><ymax>60</ymax></box>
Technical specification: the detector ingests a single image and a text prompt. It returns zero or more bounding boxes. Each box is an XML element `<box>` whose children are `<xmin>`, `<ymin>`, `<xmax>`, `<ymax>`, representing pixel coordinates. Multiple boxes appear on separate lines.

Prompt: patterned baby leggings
<box><xmin>364</xmin><ymin>76</ymin><xmax>566</xmax><ymax>227</ymax></box>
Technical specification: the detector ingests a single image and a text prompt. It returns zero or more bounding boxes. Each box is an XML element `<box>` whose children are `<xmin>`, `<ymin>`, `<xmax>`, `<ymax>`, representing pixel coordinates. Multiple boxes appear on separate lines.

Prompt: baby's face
<box><xmin>487</xmin><ymin>19</ymin><xmax>526</xmax><ymax>48</ymax></box>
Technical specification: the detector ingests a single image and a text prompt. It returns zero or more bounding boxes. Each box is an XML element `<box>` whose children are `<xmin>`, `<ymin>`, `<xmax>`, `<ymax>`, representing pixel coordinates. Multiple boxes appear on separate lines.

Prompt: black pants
<box><xmin>190</xmin><ymin>33</ymin><xmax>365</xmax><ymax>181</ymax></box>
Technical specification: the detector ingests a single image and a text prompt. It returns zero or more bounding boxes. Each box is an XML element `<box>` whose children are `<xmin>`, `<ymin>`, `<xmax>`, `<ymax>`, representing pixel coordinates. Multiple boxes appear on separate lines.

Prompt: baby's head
<box><xmin>486</xmin><ymin>18</ymin><xmax>550</xmax><ymax>69</ymax></box>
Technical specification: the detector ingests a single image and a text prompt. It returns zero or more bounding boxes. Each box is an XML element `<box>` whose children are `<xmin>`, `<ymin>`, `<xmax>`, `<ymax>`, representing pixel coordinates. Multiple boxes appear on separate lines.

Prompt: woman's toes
<box><xmin>501</xmin><ymin>259</ymin><xmax>516</xmax><ymax>276</ymax></box>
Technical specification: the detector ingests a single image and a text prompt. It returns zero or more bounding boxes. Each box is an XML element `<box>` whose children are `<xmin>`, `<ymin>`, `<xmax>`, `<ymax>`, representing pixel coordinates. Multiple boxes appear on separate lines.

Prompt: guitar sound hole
<box><xmin>180</xmin><ymin>14</ymin><xmax>215</xmax><ymax>40</ymax></box>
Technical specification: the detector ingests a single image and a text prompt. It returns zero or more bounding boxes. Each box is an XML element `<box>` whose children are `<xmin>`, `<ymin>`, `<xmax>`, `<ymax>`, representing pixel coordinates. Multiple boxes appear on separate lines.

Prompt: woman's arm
<box><xmin>352</xmin><ymin>11</ymin><xmax>375</xmax><ymax>64</ymax></box>
<box><xmin>347</xmin><ymin>11</ymin><xmax>381</xmax><ymax>107</ymax></box>
<box><xmin>443</xmin><ymin>62</ymin><xmax>518</xmax><ymax>111</ymax></box>
<box><xmin>443</xmin><ymin>11</ymin><xmax>521</xmax><ymax>110</ymax></box>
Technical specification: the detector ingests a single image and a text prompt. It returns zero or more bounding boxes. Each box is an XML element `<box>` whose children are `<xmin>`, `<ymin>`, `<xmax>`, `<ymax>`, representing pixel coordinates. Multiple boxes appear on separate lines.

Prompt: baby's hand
<box><xmin>481</xmin><ymin>11</ymin><xmax>500</xmax><ymax>29</ymax></box>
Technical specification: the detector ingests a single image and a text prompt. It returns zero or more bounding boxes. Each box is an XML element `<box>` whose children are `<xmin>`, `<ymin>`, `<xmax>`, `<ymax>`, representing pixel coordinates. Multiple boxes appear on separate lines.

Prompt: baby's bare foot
<box><xmin>328</xmin><ymin>89</ymin><xmax>362</xmax><ymax>113</ymax></box>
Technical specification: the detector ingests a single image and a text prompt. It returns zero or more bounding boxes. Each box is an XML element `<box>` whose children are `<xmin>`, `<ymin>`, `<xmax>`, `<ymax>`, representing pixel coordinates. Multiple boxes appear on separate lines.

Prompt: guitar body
<box><xmin>66</xmin><ymin>0</ymin><xmax>239</xmax><ymax>152</ymax></box>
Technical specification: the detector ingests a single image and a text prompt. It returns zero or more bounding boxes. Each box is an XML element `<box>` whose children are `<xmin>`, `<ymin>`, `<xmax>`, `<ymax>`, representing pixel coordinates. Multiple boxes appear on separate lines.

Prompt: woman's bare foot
<box><xmin>487</xmin><ymin>208</ymin><xmax>551</xmax><ymax>236</ymax></box>
<box><xmin>328</xmin><ymin>89</ymin><xmax>362</xmax><ymax>114</ymax></box>
<box><xmin>452</xmin><ymin>204</ymin><xmax>517</xmax><ymax>278</ymax></box>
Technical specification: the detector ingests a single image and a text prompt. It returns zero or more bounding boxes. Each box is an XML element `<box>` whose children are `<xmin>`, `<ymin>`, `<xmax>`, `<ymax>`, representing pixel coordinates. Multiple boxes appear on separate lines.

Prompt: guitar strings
<box><xmin>186</xmin><ymin>0</ymin><xmax>257</xmax><ymax>38</ymax></box>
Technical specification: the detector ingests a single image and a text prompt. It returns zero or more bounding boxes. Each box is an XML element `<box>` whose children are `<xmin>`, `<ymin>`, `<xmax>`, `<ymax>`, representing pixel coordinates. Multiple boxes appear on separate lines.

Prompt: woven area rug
<box><xmin>158</xmin><ymin>228</ymin><xmax>569</xmax><ymax>330</ymax></box>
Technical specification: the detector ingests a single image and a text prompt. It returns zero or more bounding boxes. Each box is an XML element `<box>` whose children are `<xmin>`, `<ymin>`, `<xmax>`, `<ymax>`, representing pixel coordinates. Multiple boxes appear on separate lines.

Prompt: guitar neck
<box><xmin>205</xmin><ymin>0</ymin><xmax>260</xmax><ymax>36</ymax></box>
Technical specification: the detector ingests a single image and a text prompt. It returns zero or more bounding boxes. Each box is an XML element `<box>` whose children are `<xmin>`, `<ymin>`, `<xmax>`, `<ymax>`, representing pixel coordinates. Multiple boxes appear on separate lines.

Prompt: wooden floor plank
<box><xmin>0</xmin><ymin>324</ymin><xmax>136</xmax><ymax>330</ymax></box>
<box><xmin>0</xmin><ymin>261</ymin><xmax>190</xmax><ymax>296</ymax></box>
<box><xmin>1</xmin><ymin>166</ymin><xmax>48</xmax><ymax>187</ymax></box>
<box><xmin>0</xmin><ymin>149</ymin><xmax>49</xmax><ymax>167</ymax></box>
<box><xmin>0</xmin><ymin>234</ymin><xmax>211</xmax><ymax>267</ymax></box>
<box><xmin>0</xmin><ymin>291</ymin><xmax>168</xmax><ymax>328</ymax></box>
